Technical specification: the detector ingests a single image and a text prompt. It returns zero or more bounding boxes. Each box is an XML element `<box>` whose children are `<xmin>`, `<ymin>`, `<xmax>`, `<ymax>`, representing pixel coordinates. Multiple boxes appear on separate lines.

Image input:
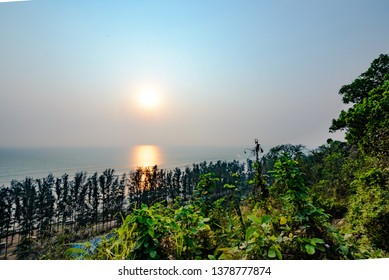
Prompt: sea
<box><xmin>0</xmin><ymin>145</ymin><xmax>250</xmax><ymax>187</ymax></box>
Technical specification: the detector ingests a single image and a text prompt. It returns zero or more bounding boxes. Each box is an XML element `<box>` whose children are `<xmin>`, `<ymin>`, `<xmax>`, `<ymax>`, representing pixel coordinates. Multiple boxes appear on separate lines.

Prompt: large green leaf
<box><xmin>305</xmin><ymin>244</ymin><xmax>315</xmax><ymax>255</ymax></box>
<box><xmin>247</xmin><ymin>215</ymin><xmax>261</xmax><ymax>225</ymax></box>
<box><xmin>261</xmin><ymin>215</ymin><xmax>272</xmax><ymax>224</ymax></box>
<box><xmin>245</xmin><ymin>227</ymin><xmax>257</xmax><ymax>240</ymax></box>
<box><xmin>310</xmin><ymin>238</ymin><xmax>324</xmax><ymax>245</ymax></box>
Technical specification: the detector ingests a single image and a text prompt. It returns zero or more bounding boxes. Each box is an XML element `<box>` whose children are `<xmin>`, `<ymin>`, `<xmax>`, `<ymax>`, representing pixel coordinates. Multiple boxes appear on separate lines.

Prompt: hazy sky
<box><xmin>1</xmin><ymin>0</ymin><xmax>388</xmax><ymax>149</ymax></box>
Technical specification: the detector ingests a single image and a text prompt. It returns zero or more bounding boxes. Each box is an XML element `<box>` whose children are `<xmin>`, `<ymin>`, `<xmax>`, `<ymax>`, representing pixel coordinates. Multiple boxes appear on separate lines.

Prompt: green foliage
<box><xmin>62</xmin><ymin>152</ymin><xmax>386</xmax><ymax>260</ymax></box>
<box><xmin>324</xmin><ymin>54</ymin><xmax>389</xmax><ymax>257</ymax></box>
<box><xmin>345</xmin><ymin>168</ymin><xmax>389</xmax><ymax>253</ymax></box>
<box><xmin>66</xmin><ymin>202</ymin><xmax>215</xmax><ymax>260</ymax></box>
<box><xmin>15</xmin><ymin>237</ymin><xmax>40</xmax><ymax>260</ymax></box>
<box><xmin>336</xmin><ymin>54</ymin><xmax>389</xmax><ymax>105</ymax></box>
<box><xmin>5</xmin><ymin>143</ymin><xmax>387</xmax><ymax>260</ymax></box>
<box><xmin>248</xmin><ymin>161</ymin><xmax>268</xmax><ymax>199</ymax></box>
<box><xmin>308</xmin><ymin>141</ymin><xmax>361</xmax><ymax>218</ymax></box>
<box><xmin>244</xmin><ymin>214</ymin><xmax>282</xmax><ymax>260</ymax></box>
<box><xmin>260</xmin><ymin>144</ymin><xmax>307</xmax><ymax>186</ymax></box>
<box><xmin>267</xmin><ymin>155</ymin><xmax>350</xmax><ymax>259</ymax></box>
<box><xmin>192</xmin><ymin>173</ymin><xmax>220</xmax><ymax>215</ymax></box>
<box><xmin>330</xmin><ymin>54</ymin><xmax>389</xmax><ymax>162</ymax></box>
<box><xmin>172</xmin><ymin>204</ymin><xmax>213</xmax><ymax>259</ymax></box>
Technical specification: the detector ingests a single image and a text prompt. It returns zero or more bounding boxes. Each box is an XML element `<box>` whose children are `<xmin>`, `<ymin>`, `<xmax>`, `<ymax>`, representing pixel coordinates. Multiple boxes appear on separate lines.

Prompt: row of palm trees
<box><xmin>0</xmin><ymin>159</ymin><xmax>255</xmax><ymax>259</ymax></box>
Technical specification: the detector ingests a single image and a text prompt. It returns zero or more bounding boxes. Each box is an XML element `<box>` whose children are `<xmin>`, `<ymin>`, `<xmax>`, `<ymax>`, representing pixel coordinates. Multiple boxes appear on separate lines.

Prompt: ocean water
<box><xmin>0</xmin><ymin>145</ymin><xmax>248</xmax><ymax>186</ymax></box>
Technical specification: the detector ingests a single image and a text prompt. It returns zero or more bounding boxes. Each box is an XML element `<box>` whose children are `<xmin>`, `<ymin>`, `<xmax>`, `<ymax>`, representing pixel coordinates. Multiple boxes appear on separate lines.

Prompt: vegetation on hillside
<box><xmin>0</xmin><ymin>54</ymin><xmax>388</xmax><ymax>260</ymax></box>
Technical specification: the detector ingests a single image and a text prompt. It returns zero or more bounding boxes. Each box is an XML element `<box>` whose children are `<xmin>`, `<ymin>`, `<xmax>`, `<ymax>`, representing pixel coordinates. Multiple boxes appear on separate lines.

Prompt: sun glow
<box><xmin>138</xmin><ymin>88</ymin><xmax>160</xmax><ymax>109</ymax></box>
<box><xmin>131</xmin><ymin>145</ymin><xmax>162</xmax><ymax>167</ymax></box>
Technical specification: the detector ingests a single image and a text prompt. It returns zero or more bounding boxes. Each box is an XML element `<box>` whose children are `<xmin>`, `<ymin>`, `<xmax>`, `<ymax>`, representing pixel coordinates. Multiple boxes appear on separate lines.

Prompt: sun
<box><xmin>138</xmin><ymin>88</ymin><xmax>160</xmax><ymax>109</ymax></box>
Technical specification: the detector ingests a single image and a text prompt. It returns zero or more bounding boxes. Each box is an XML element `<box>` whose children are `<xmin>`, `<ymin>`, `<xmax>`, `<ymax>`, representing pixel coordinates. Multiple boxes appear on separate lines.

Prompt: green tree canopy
<box><xmin>336</xmin><ymin>54</ymin><xmax>389</xmax><ymax>105</ymax></box>
<box><xmin>330</xmin><ymin>54</ymin><xmax>389</xmax><ymax>161</ymax></box>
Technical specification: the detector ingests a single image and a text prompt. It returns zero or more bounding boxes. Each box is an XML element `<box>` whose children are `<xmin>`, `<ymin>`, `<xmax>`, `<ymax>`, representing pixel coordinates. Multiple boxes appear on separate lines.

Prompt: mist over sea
<box><xmin>0</xmin><ymin>146</ymin><xmax>248</xmax><ymax>186</ymax></box>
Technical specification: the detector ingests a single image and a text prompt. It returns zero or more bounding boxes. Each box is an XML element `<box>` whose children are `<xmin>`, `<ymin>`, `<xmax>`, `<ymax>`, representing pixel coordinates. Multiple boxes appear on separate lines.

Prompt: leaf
<box><xmin>248</xmin><ymin>215</ymin><xmax>261</xmax><ymax>225</ymax></box>
<box><xmin>245</xmin><ymin>227</ymin><xmax>257</xmax><ymax>240</ymax></box>
<box><xmin>170</xmin><ymin>221</ymin><xmax>179</xmax><ymax>230</ymax></box>
<box><xmin>340</xmin><ymin>245</ymin><xmax>349</xmax><ymax>255</ymax></box>
<box><xmin>275</xmin><ymin>247</ymin><xmax>282</xmax><ymax>260</ymax></box>
<box><xmin>149</xmin><ymin>250</ymin><xmax>157</xmax><ymax>259</ymax></box>
<box><xmin>223</xmin><ymin>184</ymin><xmax>236</xmax><ymax>189</ymax></box>
<box><xmin>134</xmin><ymin>240</ymin><xmax>143</xmax><ymax>250</ymax></box>
<box><xmin>146</xmin><ymin>218</ymin><xmax>154</xmax><ymax>226</ymax></box>
<box><xmin>141</xmin><ymin>204</ymin><xmax>148</xmax><ymax>210</ymax></box>
<box><xmin>305</xmin><ymin>244</ymin><xmax>315</xmax><ymax>255</ymax></box>
<box><xmin>310</xmin><ymin>238</ymin><xmax>325</xmax><ymax>245</ymax></box>
<box><xmin>261</xmin><ymin>215</ymin><xmax>271</xmax><ymax>224</ymax></box>
<box><xmin>268</xmin><ymin>247</ymin><xmax>276</xmax><ymax>258</ymax></box>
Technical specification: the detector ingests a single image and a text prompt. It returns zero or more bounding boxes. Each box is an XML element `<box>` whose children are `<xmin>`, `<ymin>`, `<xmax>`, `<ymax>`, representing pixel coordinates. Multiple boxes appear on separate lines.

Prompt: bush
<box><xmin>345</xmin><ymin>168</ymin><xmax>389</xmax><ymax>253</ymax></box>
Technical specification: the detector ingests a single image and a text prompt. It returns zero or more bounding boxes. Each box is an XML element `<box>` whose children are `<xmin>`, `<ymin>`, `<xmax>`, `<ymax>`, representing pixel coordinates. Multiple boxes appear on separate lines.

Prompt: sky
<box><xmin>0</xmin><ymin>0</ymin><xmax>388</xmax><ymax>149</ymax></box>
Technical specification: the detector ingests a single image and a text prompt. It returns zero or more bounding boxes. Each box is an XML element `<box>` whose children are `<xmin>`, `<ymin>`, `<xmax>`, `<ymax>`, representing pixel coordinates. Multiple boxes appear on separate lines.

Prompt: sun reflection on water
<box><xmin>130</xmin><ymin>145</ymin><xmax>163</xmax><ymax>168</ymax></box>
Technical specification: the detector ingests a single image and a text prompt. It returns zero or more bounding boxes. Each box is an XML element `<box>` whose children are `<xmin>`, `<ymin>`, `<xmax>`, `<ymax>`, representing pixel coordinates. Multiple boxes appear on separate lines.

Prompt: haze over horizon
<box><xmin>1</xmin><ymin>0</ymin><xmax>388</xmax><ymax>149</ymax></box>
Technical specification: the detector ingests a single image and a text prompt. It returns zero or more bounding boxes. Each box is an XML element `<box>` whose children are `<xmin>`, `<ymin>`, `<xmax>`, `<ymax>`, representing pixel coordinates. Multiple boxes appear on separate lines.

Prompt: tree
<box><xmin>346</xmin><ymin>168</ymin><xmax>389</xmax><ymax>252</ymax></box>
<box><xmin>260</xmin><ymin>144</ymin><xmax>307</xmax><ymax>185</ymax></box>
<box><xmin>307</xmin><ymin>140</ymin><xmax>360</xmax><ymax>218</ymax></box>
<box><xmin>73</xmin><ymin>172</ymin><xmax>89</xmax><ymax>230</ymax></box>
<box><xmin>57</xmin><ymin>174</ymin><xmax>71</xmax><ymax>231</ymax></box>
<box><xmin>333</xmin><ymin>54</ymin><xmax>389</xmax><ymax>105</ymax></box>
<box><xmin>11</xmin><ymin>181</ymin><xmax>23</xmax><ymax>244</ymax></box>
<box><xmin>20</xmin><ymin>178</ymin><xmax>38</xmax><ymax>238</ymax></box>
<box><xmin>112</xmin><ymin>174</ymin><xmax>126</xmax><ymax>226</ymax></box>
<box><xmin>36</xmin><ymin>175</ymin><xmax>55</xmax><ymax>238</ymax></box>
<box><xmin>330</xmin><ymin>54</ymin><xmax>389</xmax><ymax>161</ymax></box>
<box><xmin>88</xmin><ymin>172</ymin><xmax>100</xmax><ymax>231</ymax></box>
<box><xmin>0</xmin><ymin>187</ymin><xmax>13</xmax><ymax>259</ymax></box>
